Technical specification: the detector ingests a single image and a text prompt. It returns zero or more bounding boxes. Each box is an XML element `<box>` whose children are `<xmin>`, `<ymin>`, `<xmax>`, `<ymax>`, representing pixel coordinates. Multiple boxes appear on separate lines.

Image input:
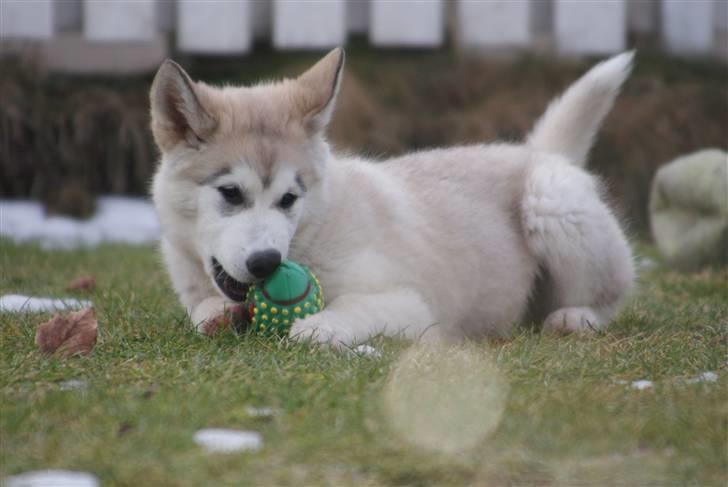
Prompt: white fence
<box><xmin>1</xmin><ymin>0</ymin><xmax>726</xmax><ymax>73</ymax></box>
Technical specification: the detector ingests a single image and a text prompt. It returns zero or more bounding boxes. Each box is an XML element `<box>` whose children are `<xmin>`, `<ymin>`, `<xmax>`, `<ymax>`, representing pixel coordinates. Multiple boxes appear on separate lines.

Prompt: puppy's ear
<box><xmin>296</xmin><ymin>47</ymin><xmax>345</xmax><ymax>133</ymax></box>
<box><xmin>150</xmin><ymin>60</ymin><xmax>217</xmax><ymax>152</ymax></box>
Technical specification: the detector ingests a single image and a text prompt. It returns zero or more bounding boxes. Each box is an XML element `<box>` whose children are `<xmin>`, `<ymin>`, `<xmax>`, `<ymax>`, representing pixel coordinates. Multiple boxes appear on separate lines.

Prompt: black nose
<box><xmin>246</xmin><ymin>249</ymin><xmax>282</xmax><ymax>278</ymax></box>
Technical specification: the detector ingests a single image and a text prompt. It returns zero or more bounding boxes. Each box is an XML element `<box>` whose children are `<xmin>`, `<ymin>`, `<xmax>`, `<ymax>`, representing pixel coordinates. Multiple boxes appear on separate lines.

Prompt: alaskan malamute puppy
<box><xmin>150</xmin><ymin>48</ymin><xmax>635</xmax><ymax>346</ymax></box>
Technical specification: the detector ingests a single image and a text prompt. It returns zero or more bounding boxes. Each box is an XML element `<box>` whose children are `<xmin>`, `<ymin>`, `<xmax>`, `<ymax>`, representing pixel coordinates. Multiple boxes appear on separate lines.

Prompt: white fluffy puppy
<box><xmin>150</xmin><ymin>49</ymin><xmax>635</xmax><ymax>345</ymax></box>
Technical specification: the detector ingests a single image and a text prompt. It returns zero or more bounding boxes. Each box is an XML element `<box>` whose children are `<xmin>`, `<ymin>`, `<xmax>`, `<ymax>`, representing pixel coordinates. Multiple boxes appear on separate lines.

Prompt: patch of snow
<box><xmin>353</xmin><ymin>344</ymin><xmax>381</xmax><ymax>358</ymax></box>
<box><xmin>0</xmin><ymin>197</ymin><xmax>159</xmax><ymax>250</ymax></box>
<box><xmin>5</xmin><ymin>469</ymin><xmax>99</xmax><ymax>487</ymax></box>
<box><xmin>631</xmin><ymin>380</ymin><xmax>653</xmax><ymax>390</ymax></box>
<box><xmin>245</xmin><ymin>406</ymin><xmax>277</xmax><ymax>418</ymax></box>
<box><xmin>0</xmin><ymin>295</ymin><xmax>92</xmax><ymax>313</ymax></box>
<box><xmin>193</xmin><ymin>428</ymin><xmax>263</xmax><ymax>453</ymax></box>
<box><xmin>58</xmin><ymin>379</ymin><xmax>87</xmax><ymax>391</ymax></box>
<box><xmin>687</xmin><ymin>371</ymin><xmax>718</xmax><ymax>383</ymax></box>
<box><xmin>636</xmin><ymin>256</ymin><xmax>657</xmax><ymax>271</ymax></box>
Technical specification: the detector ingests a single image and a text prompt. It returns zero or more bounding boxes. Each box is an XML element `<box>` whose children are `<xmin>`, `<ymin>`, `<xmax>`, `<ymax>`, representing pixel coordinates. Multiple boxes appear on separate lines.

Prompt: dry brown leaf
<box><xmin>35</xmin><ymin>307</ymin><xmax>98</xmax><ymax>357</ymax></box>
<box><xmin>201</xmin><ymin>305</ymin><xmax>249</xmax><ymax>336</ymax></box>
<box><xmin>66</xmin><ymin>275</ymin><xmax>97</xmax><ymax>292</ymax></box>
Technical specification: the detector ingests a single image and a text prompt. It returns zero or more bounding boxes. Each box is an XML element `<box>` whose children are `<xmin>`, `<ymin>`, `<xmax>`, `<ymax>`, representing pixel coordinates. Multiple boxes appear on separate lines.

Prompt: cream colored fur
<box><xmin>150</xmin><ymin>49</ymin><xmax>635</xmax><ymax>346</ymax></box>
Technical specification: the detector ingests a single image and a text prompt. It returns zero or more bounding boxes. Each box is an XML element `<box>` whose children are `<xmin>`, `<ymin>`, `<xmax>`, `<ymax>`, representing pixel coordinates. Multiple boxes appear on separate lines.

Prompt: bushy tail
<box><xmin>527</xmin><ymin>51</ymin><xmax>634</xmax><ymax>167</ymax></box>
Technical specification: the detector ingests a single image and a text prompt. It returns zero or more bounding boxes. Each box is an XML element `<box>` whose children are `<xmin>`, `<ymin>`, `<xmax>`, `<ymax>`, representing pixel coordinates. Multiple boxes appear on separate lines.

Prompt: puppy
<box><xmin>150</xmin><ymin>48</ymin><xmax>635</xmax><ymax>345</ymax></box>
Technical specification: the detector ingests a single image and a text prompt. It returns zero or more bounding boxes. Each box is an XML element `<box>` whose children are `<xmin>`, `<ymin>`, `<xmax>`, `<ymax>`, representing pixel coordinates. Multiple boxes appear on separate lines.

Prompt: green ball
<box><xmin>246</xmin><ymin>260</ymin><xmax>324</xmax><ymax>336</ymax></box>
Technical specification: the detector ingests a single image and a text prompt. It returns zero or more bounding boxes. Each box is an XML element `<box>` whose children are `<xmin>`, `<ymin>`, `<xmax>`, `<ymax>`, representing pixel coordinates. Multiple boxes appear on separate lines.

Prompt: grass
<box><xmin>0</xmin><ymin>239</ymin><xmax>726</xmax><ymax>486</ymax></box>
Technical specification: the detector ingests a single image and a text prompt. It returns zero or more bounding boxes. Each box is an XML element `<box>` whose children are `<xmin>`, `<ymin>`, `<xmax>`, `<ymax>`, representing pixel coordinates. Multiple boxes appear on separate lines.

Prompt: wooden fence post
<box><xmin>456</xmin><ymin>0</ymin><xmax>531</xmax><ymax>49</ymax></box>
<box><xmin>554</xmin><ymin>0</ymin><xmax>626</xmax><ymax>55</ymax></box>
<box><xmin>273</xmin><ymin>0</ymin><xmax>346</xmax><ymax>49</ymax></box>
<box><xmin>84</xmin><ymin>0</ymin><xmax>157</xmax><ymax>41</ymax></box>
<box><xmin>177</xmin><ymin>0</ymin><xmax>252</xmax><ymax>54</ymax></box>
<box><xmin>662</xmin><ymin>0</ymin><xmax>714</xmax><ymax>56</ymax></box>
<box><xmin>1</xmin><ymin>0</ymin><xmax>55</xmax><ymax>39</ymax></box>
<box><xmin>369</xmin><ymin>0</ymin><xmax>443</xmax><ymax>47</ymax></box>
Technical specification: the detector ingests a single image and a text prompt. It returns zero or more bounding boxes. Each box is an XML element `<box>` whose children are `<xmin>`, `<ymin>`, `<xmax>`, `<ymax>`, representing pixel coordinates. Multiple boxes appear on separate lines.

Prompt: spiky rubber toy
<box><xmin>246</xmin><ymin>260</ymin><xmax>324</xmax><ymax>336</ymax></box>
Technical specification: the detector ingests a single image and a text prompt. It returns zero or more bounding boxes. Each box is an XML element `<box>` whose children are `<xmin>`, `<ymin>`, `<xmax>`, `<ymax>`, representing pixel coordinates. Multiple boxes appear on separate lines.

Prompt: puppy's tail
<box><xmin>527</xmin><ymin>51</ymin><xmax>634</xmax><ymax>167</ymax></box>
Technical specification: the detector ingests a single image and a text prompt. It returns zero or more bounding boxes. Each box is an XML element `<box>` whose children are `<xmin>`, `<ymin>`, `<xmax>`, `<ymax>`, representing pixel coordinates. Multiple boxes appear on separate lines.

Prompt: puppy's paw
<box><xmin>288</xmin><ymin>314</ymin><xmax>353</xmax><ymax>348</ymax></box>
<box><xmin>191</xmin><ymin>297</ymin><xmax>246</xmax><ymax>336</ymax></box>
<box><xmin>543</xmin><ymin>306</ymin><xmax>602</xmax><ymax>334</ymax></box>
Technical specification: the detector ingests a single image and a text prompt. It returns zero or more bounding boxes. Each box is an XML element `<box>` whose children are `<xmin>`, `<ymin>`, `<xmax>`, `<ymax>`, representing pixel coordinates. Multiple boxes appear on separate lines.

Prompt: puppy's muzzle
<box><xmin>246</xmin><ymin>249</ymin><xmax>282</xmax><ymax>279</ymax></box>
<box><xmin>211</xmin><ymin>257</ymin><xmax>250</xmax><ymax>302</ymax></box>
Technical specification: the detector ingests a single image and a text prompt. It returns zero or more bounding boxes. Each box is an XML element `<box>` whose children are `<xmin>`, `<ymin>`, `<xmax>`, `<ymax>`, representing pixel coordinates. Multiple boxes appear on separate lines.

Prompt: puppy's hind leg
<box><xmin>522</xmin><ymin>160</ymin><xmax>635</xmax><ymax>333</ymax></box>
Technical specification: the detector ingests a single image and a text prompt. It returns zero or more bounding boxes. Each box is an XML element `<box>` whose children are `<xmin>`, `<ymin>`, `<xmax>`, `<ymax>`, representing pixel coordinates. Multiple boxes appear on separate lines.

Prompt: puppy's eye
<box><xmin>278</xmin><ymin>192</ymin><xmax>298</xmax><ymax>210</ymax></box>
<box><xmin>217</xmin><ymin>185</ymin><xmax>244</xmax><ymax>205</ymax></box>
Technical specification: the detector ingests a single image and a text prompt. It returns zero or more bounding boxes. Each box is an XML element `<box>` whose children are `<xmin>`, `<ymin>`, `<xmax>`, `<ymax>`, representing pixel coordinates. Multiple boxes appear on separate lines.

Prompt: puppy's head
<box><xmin>150</xmin><ymin>48</ymin><xmax>344</xmax><ymax>301</ymax></box>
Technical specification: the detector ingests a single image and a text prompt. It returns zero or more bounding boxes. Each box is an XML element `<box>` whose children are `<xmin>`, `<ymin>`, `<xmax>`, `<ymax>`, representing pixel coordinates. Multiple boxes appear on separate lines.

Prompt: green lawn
<box><xmin>1</xmin><ymin>240</ymin><xmax>726</xmax><ymax>486</ymax></box>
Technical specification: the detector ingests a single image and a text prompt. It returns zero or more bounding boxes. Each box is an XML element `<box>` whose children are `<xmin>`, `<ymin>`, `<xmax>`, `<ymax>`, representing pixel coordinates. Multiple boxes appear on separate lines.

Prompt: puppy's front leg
<box><xmin>161</xmin><ymin>239</ymin><xmax>241</xmax><ymax>335</ymax></box>
<box><xmin>289</xmin><ymin>289</ymin><xmax>436</xmax><ymax>347</ymax></box>
<box><xmin>191</xmin><ymin>297</ymin><xmax>247</xmax><ymax>335</ymax></box>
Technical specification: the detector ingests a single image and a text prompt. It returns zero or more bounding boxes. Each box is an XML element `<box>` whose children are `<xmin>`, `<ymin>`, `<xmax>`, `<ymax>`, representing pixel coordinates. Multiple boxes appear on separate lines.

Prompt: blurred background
<box><xmin>1</xmin><ymin>0</ymin><xmax>726</xmax><ymax>237</ymax></box>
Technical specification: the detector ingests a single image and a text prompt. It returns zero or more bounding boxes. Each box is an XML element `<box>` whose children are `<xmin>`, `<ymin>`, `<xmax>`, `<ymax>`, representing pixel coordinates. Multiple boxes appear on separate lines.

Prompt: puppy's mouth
<box><xmin>211</xmin><ymin>257</ymin><xmax>250</xmax><ymax>302</ymax></box>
